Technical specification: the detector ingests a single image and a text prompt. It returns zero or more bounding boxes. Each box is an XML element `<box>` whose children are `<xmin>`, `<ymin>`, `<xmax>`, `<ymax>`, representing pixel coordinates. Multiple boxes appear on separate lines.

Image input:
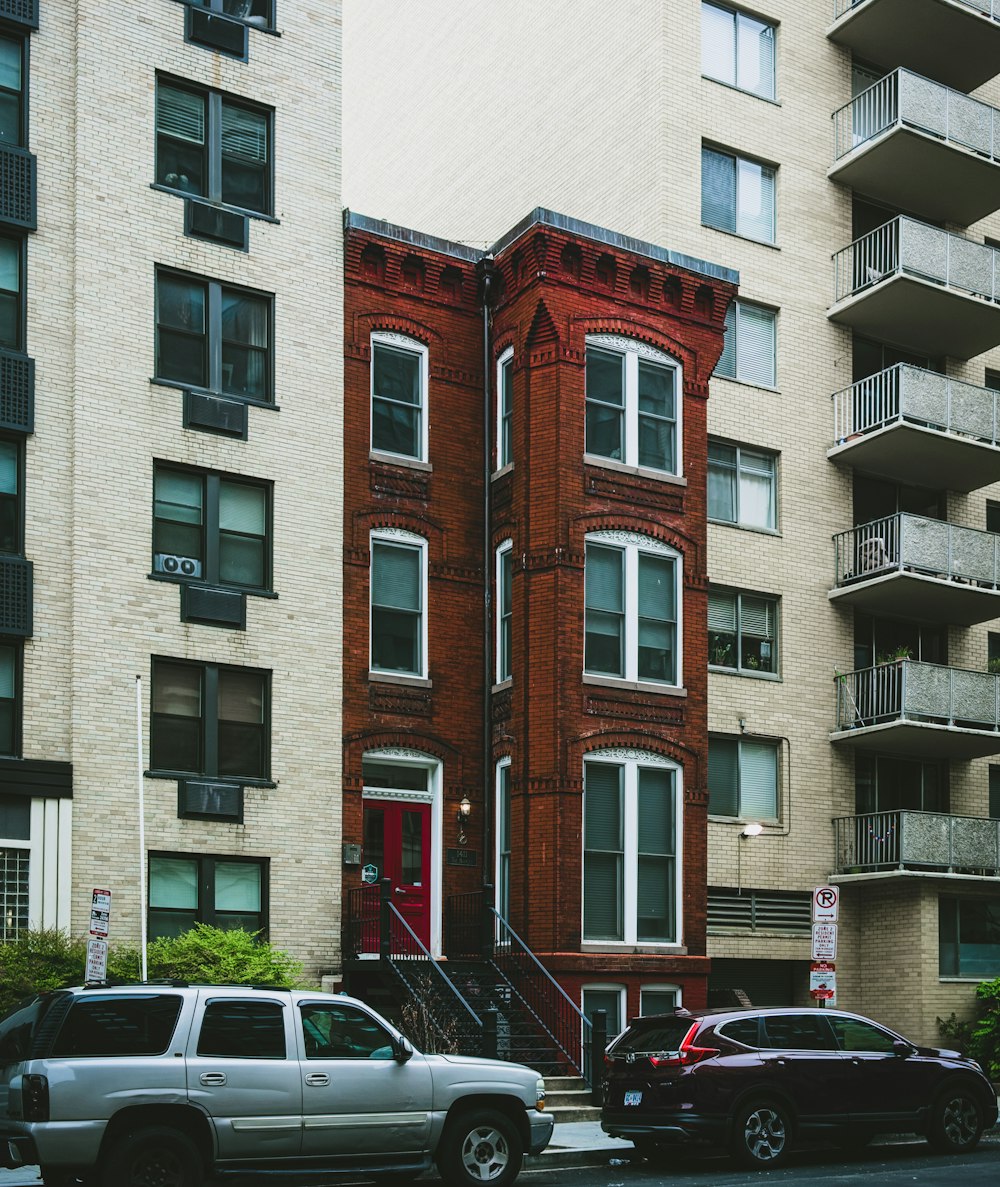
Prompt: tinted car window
<box><xmin>612</xmin><ymin>1018</ymin><xmax>693</xmax><ymax>1054</ymax></box>
<box><xmin>829</xmin><ymin>1016</ymin><xmax>898</xmax><ymax>1053</ymax></box>
<box><xmin>300</xmin><ymin>1002</ymin><xmax>394</xmax><ymax>1060</ymax></box>
<box><xmin>717</xmin><ymin>1017</ymin><xmax>762</xmax><ymax>1048</ymax></box>
<box><xmin>763</xmin><ymin>1013</ymin><xmax>837</xmax><ymax>1051</ymax></box>
<box><xmin>197</xmin><ymin>1000</ymin><xmax>286</xmax><ymax>1059</ymax></box>
<box><xmin>0</xmin><ymin>998</ymin><xmax>46</xmax><ymax>1063</ymax></box>
<box><xmin>50</xmin><ymin>995</ymin><xmax>182</xmax><ymax>1058</ymax></box>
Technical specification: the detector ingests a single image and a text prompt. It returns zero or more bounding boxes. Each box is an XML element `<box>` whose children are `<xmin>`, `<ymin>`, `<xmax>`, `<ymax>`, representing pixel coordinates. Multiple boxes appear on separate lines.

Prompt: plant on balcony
<box><xmin>987</xmin><ymin>658</ymin><xmax>1000</xmax><ymax>675</ymax></box>
<box><xmin>876</xmin><ymin>645</ymin><xmax>913</xmax><ymax>664</ymax></box>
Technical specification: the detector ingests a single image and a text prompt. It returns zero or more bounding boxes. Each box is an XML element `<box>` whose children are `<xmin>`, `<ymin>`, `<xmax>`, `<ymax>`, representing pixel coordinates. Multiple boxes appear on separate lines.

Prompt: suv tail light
<box><xmin>21</xmin><ymin>1074</ymin><xmax>49</xmax><ymax>1121</ymax></box>
<box><xmin>646</xmin><ymin>1023</ymin><xmax>719</xmax><ymax>1068</ymax></box>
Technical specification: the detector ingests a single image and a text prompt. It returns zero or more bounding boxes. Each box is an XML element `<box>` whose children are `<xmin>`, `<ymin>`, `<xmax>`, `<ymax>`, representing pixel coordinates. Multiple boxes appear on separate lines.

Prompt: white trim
<box><xmin>584</xmin><ymin>531</ymin><xmax>683</xmax><ymax>688</ymax></box>
<box><xmin>585</xmin><ymin>334</ymin><xmax>683</xmax><ymax>476</ymax></box>
<box><xmin>496</xmin><ymin>346</ymin><xmax>514</xmax><ymax>471</ymax></box>
<box><xmin>361</xmin><ymin>749</ymin><xmax>443</xmax><ymax>958</ymax></box>
<box><xmin>582</xmin><ymin>749</ymin><xmax>684</xmax><ymax>948</ymax></box>
<box><xmin>581</xmin><ymin>983</ymin><xmax>627</xmax><ymax>1039</ymax></box>
<box><xmin>640</xmin><ymin>983</ymin><xmax>683</xmax><ymax>1013</ymax></box>
<box><xmin>369</xmin><ymin>529</ymin><xmax>429</xmax><ymax>680</ymax></box>
<box><xmin>496</xmin><ymin>540</ymin><xmax>513</xmax><ymax>683</ymax></box>
<box><xmin>370</xmin><ymin>331</ymin><xmax>429</xmax><ymax>463</ymax></box>
<box><xmin>495</xmin><ymin>757</ymin><xmax>511</xmax><ymax>920</ymax></box>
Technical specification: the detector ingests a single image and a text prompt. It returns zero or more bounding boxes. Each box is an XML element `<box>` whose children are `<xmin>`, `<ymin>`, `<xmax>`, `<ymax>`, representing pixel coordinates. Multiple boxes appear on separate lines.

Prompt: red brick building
<box><xmin>342</xmin><ymin>208</ymin><xmax>737</xmax><ymax>1034</ymax></box>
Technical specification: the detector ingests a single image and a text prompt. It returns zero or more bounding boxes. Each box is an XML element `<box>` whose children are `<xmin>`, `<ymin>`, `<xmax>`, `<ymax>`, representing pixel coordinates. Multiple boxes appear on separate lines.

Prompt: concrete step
<box><xmin>546</xmin><ymin>1088</ymin><xmax>597</xmax><ymax>1109</ymax></box>
<box><xmin>546</xmin><ymin>1076</ymin><xmax>587</xmax><ymax>1091</ymax></box>
<box><xmin>547</xmin><ymin>1103</ymin><xmax>604</xmax><ymax>1125</ymax></box>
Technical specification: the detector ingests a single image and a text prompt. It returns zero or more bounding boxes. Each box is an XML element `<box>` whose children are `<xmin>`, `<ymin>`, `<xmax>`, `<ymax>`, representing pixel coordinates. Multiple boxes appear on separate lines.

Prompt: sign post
<box><xmin>86</xmin><ymin>888</ymin><xmax>112</xmax><ymax>983</ymax></box>
<box><xmin>811</xmin><ymin>887</ymin><xmax>840</xmax><ymax>1007</ymax></box>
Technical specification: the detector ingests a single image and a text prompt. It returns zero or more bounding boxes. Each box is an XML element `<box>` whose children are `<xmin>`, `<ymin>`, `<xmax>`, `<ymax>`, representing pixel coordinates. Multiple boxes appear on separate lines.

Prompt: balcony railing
<box><xmin>836</xmin><ymin>660</ymin><xmax>1000</xmax><ymax>733</ymax></box>
<box><xmin>834</xmin><ymin>0</ymin><xmax>1000</xmax><ymax>19</ymax></box>
<box><xmin>833</xmin><ymin>514</ymin><xmax>1000</xmax><ymax>589</ymax></box>
<box><xmin>834</xmin><ymin>69</ymin><xmax>999</xmax><ymax>164</ymax></box>
<box><xmin>834</xmin><ymin>809</ymin><xmax>1000</xmax><ymax>875</ymax></box>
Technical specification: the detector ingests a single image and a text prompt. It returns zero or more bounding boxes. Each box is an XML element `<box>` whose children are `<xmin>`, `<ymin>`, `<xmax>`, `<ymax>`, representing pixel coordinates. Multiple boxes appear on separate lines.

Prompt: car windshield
<box><xmin>612</xmin><ymin>1017</ymin><xmax>694</xmax><ymax>1054</ymax></box>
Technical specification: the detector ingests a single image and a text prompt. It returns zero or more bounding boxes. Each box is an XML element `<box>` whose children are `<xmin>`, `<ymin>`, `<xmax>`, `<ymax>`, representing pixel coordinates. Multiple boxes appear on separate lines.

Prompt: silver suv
<box><xmin>0</xmin><ymin>982</ymin><xmax>553</xmax><ymax>1187</ymax></box>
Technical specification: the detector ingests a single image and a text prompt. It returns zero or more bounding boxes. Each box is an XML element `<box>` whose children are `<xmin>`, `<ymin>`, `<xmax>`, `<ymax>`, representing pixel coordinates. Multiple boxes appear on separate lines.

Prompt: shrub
<box><xmin>145</xmin><ymin>924</ymin><xmax>303</xmax><ymax>987</ymax></box>
<box><xmin>937</xmin><ymin>978</ymin><xmax>1000</xmax><ymax>1082</ymax></box>
<box><xmin>0</xmin><ymin>929</ymin><xmax>139</xmax><ymax>1017</ymax></box>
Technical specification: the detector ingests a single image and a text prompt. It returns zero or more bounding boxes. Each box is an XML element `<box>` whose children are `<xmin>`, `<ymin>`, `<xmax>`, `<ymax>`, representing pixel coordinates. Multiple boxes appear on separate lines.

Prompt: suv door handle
<box><xmin>305</xmin><ymin>1072</ymin><xmax>330</xmax><ymax>1087</ymax></box>
<box><xmin>200</xmin><ymin>1072</ymin><xmax>227</xmax><ymax>1086</ymax></box>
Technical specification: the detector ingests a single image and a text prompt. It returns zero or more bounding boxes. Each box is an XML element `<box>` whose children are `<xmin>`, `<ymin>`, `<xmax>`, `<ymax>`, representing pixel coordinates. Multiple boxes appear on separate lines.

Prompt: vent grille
<box><xmin>181</xmin><ymin>584</ymin><xmax>246</xmax><ymax>630</ymax></box>
<box><xmin>0</xmin><ymin>147</ymin><xmax>36</xmax><ymax>230</ymax></box>
<box><xmin>0</xmin><ymin>349</ymin><xmax>33</xmax><ymax>433</ymax></box>
<box><xmin>185</xmin><ymin>199</ymin><xmax>248</xmax><ymax>250</ymax></box>
<box><xmin>0</xmin><ymin>556</ymin><xmax>31</xmax><ymax>636</ymax></box>
<box><xmin>0</xmin><ymin>0</ymin><xmax>38</xmax><ymax>30</ymax></box>
<box><xmin>179</xmin><ymin>780</ymin><xmax>243</xmax><ymax>822</ymax></box>
<box><xmin>186</xmin><ymin>8</ymin><xmax>248</xmax><ymax>59</ymax></box>
<box><xmin>708</xmin><ymin>888</ymin><xmax>811</xmax><ymax>934</ymax></box>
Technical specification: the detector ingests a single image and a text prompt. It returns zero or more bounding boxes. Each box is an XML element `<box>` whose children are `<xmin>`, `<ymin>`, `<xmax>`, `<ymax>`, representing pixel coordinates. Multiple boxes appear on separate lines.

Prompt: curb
<box><xmin>526</xmin><ymin>1145</ymin><xmax>632</xmax><ymax>1171</ymax></box>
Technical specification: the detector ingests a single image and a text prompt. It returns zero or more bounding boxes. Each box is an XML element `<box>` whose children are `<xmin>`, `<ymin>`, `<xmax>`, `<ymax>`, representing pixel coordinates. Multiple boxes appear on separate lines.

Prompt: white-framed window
<box><xmin>709</xmin><ymin>735</ymin><xmax>779</xmax><ymax>820</ymax></box>
<box><xmin>496</xmin><ymin>758</ymin><xmax>511</xmax><ymax>922</ymax></box>
<box><xmin>583</xmin><ymin>749</ymin><xmax>681</xmax><ymax>944</ymax></box>
<box><xmin>370</xmin><ymin>529</ymin><xmax>428</xmax><ymax>678</ymax></box>
<box><xmin>701</xmin><ymin>3</ymin><xmax>776</xmax><ymax>100</ymax></box>
<box><xmin>708</xmin><ymin>440</ymin><xmax>777</xmax><ymax>531</ymax></box>
<box><xmin>0</xmin><ymin>793</ymin><xmax>30</xmax><ymax>941</ymax></box>
<box><xmin>497</xmin><ymin>347</ymin><xmax>513</xmax><ymax>470</ymax></box>
<box><xmin>585</xmin><ymin>335</ymin><xmax>681</xmax><ymax>475</ymax></box>
<box><xmin>640</xmin><ymin>984</ymin><xmax>682</xmax><ymax>1015</ymax></box>
<box><xmin>582</xmin><ymin>984</ymin><xmax>626</xmax><ymax>1041</ymax></box>
<box><xmin>584</xmin><ymin>531</ymin><xmax>681</xmax><ymax>687</ymax></box>
<box><xmin>496</xmin><ymin>541</ymin><xmax>513</xmax><ymax>683</ymax></box>
<box><xmin>370</xmin><ymin>332</ymin><xmax>429</xmax><ymax>462</ymax></box>
<box><xmin>708</xmin><ymin>588</ymin><xmax>778</xmax><ymax>675</ymax></box>
<box><xmin>702</xmin><ymin>145</ymin><xmax>776</xmax><ymax>244</ymax></box>
<box><xmin>716</xmin><ymin>300</ymin><xmax>776</xmax><ymax>388</ymax></box>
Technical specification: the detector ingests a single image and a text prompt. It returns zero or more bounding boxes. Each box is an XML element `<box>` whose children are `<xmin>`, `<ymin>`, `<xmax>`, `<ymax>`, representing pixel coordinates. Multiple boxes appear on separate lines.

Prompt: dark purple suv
<box><xmin>601</xmin><ymin>1006</ymin><xmax>998</xmax><ymax>1169</ymax></box>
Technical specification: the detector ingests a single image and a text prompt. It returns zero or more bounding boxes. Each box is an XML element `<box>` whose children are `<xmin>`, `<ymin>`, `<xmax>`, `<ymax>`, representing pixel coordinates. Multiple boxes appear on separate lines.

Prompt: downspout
<box><xmin>476</xmin><ymin>254</ymin><xmax>499</xmax><ymax>894</ymax></box>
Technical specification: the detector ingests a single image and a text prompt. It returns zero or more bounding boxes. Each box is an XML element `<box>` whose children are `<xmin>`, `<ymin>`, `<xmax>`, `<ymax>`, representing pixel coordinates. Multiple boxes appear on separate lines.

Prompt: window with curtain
<box><xmin>708</xmin><ymin>736</ymin><xmax>779</xmax><ymax>819</ymax></box>
<box><xmin>156</xmin><ymin>78</ymin><xmax>272</xmax><ymax>215</ymax></box>
<box><xmin>939</xmin><ymin>896</ymin><xmax>1000</xmax><ymax>978</ymax></box>
<box><xmin>370</xmin><ymin>535</ymin><xmax>425</xmax><ymax>677</ymax></box>
<box><xmin>148</xmin><ymin>852</ymin><xmax>266</xmax><ymax>940</ymax></box>
<box><xmin>150</xmin><ymin>658</ymin><xmax>269</xmax><ymax>780</ymax></box>
<box><xmin>716</xmin><ymin>299</ymin><xmax>777</xmax><ymax>388</ymax></box>
<box><xmin>585</xmin><ymin>336</ymin><xmax>680</xmax><ymax>474</ymax></box>
<box><xmin>155</xmin><ymin>270</ymin><xmax>272</xmax><ymax>402</ymax></box>
<box><xmin>371</xmin><ymin>334</ymin><xmax>427</xmax><ymax>461</ymax></box>
<box><xmin>0</xmin><ymin>438</ymin><xmax>21</xmax><ymax>555</ymax></box>
<box><xmin>498</xmin><ymin>348</ymin><xmax>514</xmax><ymax>469</ymax></box>
<box><xmin>708</xmin><ymin>440</ymin><xmax>776</xmax><ymax>530</ymax></box>
<box><xmin>701</xmin><ymin>3</ymin><xmax>776</xmax><ymax>100</ymax></box>
<box><xmin>0</xmin><ymin>236</ymin><xmax>22</xmax><ymax>352</ymax></box>
<box><xmin>497</xmin><ymin>542</ymin><xmax>513</xmax><ymax>682</ymax></box>
<box><xmin>0</xmin><ymin>644</ymin><xmax>19</xmax><ymax>756</ymax></box>
<box><xmin>0</xmin><ymin>35</ymin><xmax>24</xmax><ymax>147</ymax></box>
<box><xmin>702</xmin><ymin>146</ymin><xmax>776</xmax><ymax>244</ymax></box>
<box><xmin>153</xmin><ymin>464</ymin><xmax>271</xmax><ymax>591</ymax></box>
<box><xmin>584</xmin><ymin>753</ymin><xmax>679</xmax><ymax>944</ymax></box>
<box><xmin>708</xmin><ymin>588</ymin><xmax>778</xmax><ymax>674</ymax></box>
<box><xmin>585</xmin><ymin>533</ymin><xmax>680</xmax><ymax>686</ymax></box>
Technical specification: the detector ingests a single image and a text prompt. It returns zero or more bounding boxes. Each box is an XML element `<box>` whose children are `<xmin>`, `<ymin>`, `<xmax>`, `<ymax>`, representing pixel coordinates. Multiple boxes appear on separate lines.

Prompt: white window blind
<box><xmin>718</xmin><ymin>301</ymin><xmax>776</xmax><ymax>387</ymax></box>
<box><xmin>740</xmin><ymin>740</ymin><xmax>778</xmax><ymax>818</ymax></box>
<box><xmin>158</xmin><ymin>85</ymin><xmax>205</xmax><ymax>144</ymax></box>
<box><xmin>221</xmin><ymin>102</ymin><xmax>267</xmax><ymax>163</ymax></box>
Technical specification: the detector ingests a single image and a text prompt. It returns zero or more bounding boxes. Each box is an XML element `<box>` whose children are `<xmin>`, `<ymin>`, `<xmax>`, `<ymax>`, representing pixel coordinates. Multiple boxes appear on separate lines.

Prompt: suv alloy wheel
<box><xmin>730</xmin><ymin>1096</ymin><xmax>792</xmax><ymax>1169</ymax></box>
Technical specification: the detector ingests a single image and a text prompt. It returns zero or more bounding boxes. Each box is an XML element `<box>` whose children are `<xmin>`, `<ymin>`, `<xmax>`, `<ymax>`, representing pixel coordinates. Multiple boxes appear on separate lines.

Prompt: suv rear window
<box><xmin>717</xmin><ymin>1017</ymin><xmax>762</xmax><ymax>1048</ymax></box>
<box><xmin>50</xmin><ymin>995</ymin><xmax>183</xmax><ymax>1057</ymax></box>
<box><xmin>611</xmin><ymin>1017</ymin><xmax>695</xmax><ymax>1054</ymax></box>
<box><xmin>0</xmin><ymin>997</ymin><xmax>53</xmax><ymax>1063</ymax></box>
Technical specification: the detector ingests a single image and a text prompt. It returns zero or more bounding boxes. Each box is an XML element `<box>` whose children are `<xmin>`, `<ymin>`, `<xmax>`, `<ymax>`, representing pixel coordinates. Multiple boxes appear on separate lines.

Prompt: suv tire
<box><xmin>436</xmin><ymin>1108</ymin><xmax>523</xmax><ymax>1187</ymax></box>
<box><xmin>730</xmin><ymin>1096</ymin><xmax>792</xmax><ymax>1169</ymax></box>
<box><xmin>927</xmin><ymin>1082</ymin><xmax>984</xmax><ymax>1154</ymax></box>
<box><xmin>100</xmin><ymin>1126</ymin><xmax>203</xmax><ymax>1187</ymax></box>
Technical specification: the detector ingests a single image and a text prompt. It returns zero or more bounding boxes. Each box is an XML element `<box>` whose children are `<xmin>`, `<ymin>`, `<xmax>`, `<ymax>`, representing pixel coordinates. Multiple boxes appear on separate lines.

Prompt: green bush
<box><xmin>0</xmin><ymin>929</ymin><xmax>139</xmax><ymax>1017</ymax></box>
<box><xmin>938</xmin><ymin>977</ymin><xmax>1000</xmax><ymax>1082</ymax></box>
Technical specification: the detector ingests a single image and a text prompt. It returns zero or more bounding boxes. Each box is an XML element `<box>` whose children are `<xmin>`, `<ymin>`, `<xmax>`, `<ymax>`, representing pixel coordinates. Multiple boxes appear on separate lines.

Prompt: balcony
<box><xmin>828</xmin><ymin>1</ymin><xmax>1000</xmax><ymax>93</ymax></box>
<box><xmin>834</xmin><ymin>810</ymin><xmax>1000</xmax><ymax>878</ymax></box>
<box><xmin>829</xmin><ymin>365</ymin><xmax>1000</xmax><ymax>491</ymax></box>
<box><xmin>833</xmin><ymin>660</ymin><xmax>1000</xmax><ymax>757</ymax></box>
<box><xmin>830</xmin><ymin>70</ymin><xmax>1000</xmax><ymax>226</ymax></box>
<box><xmin>829</xmin><ymin>218</ymin><xmax>1000</xmax><ymax>360</ymax></box>
<box><xmin>831</xmin><ymin>514</ymin><xmax>1000</xmax><ymax>624</ymax></box>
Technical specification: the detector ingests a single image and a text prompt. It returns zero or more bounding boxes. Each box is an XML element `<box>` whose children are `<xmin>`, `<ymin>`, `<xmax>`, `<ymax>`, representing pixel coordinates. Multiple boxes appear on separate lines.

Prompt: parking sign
<box><xmin>812</xmin><ymin>885</ymin><xmax>839</xmax><ymax>923</ymax></box>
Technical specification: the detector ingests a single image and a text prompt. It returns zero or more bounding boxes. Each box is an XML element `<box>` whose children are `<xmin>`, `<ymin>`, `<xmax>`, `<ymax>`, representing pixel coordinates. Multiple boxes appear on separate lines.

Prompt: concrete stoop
<box><xmin>543</xmin><ymin>1074</ymin><xmax>604</xmax><ymax>1125</ymax></box>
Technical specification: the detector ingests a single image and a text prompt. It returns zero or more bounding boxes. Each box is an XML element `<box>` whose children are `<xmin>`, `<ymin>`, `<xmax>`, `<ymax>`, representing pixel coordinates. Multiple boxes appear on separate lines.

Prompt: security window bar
<box><xmin>156</xmin><ymin>270</ymin><xmax>272</xmax><ymax>403</ymax></box>
<box><xmin>497</xmin><ymin>542</ymin><xmax>512</xmax><ymax>682</ymax></box>
<box><xmin>371</xmin><ymin>338</ymin><xmax>426</xmax><ymax>460</ymax></box>
<box><xmin>716</xmin><ymin>299</ymin><xmax>776</xmax><ymax>388</ymax></box>
<box><xmin>702</xmin><ymin>145</ymin><xmax>776</xmax><ymax>244</ymax></box>
<box><xmin>708</xmin><ymin>589</ymin><xmax>777</xmax><ymax>674</ymax></box>
<box><xmin>150</xmin><ymin>658</ymin><xmax>269</xmax><ymax>780</ymax></box>
<box><xmin>156</xmin><ymin>79</ymin><xmax>272</xmax><ymax>216</ymax></box>
<box><xmin>187</xmin><ymin>0</ymin><xmax>275</xmax><ymax>27</ymax></box>
<box><xmin>585</xmin><ymin>340</ymin><xmax>679</xmax><ymax>473</ymax></box>
<box><xmin>149</xmin><ymin>852</ymin><xmax>267</xmax><ymax>941</ymax></box>
<box><xmin>708</xmin><ymin>441</ymin><xmax>776</xmax><ymax>530</ymax></box>
<box><xmin>708</xmin><ymin>736</ymin><xmax>778</xmax><ymax>819</ymax></box>
<box><xmin>153</xmin><ymin>465</ymin><xmax>271</xmax><ymax>591</ymax></box>
<box><xmin>701</xmin><ymin>2</ymin><xmax>776</xmax><ymax>100</ymax></box>
<box><xmin>0</xmin><ymin>236</ymin><xmax>22</xmax><ymax>352</ymax></box>
<box><xmin>370</xmin><ymin>538</ymin><xmax>424</xmax><ymax>677</ymax></box>
<box><xmin>498</xmin><ymin>351</ymin><xmax>513</xmax><ymax>468</ymax></box>
<box><xmin>0</xmin><ymin>35</ymin><xmax>24</xmax><ymax>148</ymax></box>
<box><xmin>0</xmin><ymin>844</ymin><xmax>27</xmax><ymax>940</ymax></box>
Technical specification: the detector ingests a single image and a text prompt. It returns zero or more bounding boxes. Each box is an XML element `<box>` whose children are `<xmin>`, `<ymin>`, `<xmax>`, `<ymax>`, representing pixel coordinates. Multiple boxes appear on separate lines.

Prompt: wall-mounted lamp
<box><xmin>741</xmin><ymin>822</ymin><xmax>764</xmax><ymax>838</ymax></box>
<box><xmin>456</xmin><ymin>796</ymin><xmax>472</xmax><ymax>846</ymax></box>
<box><xmin>737</xmin><ymin>821</ymin><xmax>763</xmax><ymax>894</ymax></box>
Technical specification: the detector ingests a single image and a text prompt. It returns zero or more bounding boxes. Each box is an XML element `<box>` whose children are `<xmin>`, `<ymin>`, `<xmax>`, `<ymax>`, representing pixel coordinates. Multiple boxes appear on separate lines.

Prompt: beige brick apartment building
<box><xmin>0</xmin><ymin>1</ymin><xmax>343</xmax><ymax>979</ymax></box>
<box><xmin>344</xmin><ymin>0</ymin><xmax>1000</xmax><ymax>1044</ymax></box>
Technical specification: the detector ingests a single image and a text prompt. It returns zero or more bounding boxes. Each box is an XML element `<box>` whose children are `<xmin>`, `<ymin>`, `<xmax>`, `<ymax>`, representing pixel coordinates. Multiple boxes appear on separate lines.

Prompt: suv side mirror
<box><xmin>892</xmin><ymin>1039</ymin><xmax>913</xmax><ymax>1058</ymax></box>
<box><xmin>393</xmin><ymin>1035</ymin><xmax>414</xmax><ymax>1063</ymax></box>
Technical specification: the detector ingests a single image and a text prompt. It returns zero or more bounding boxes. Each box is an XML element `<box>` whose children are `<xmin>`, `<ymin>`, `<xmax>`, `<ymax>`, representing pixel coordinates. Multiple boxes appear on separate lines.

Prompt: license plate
<box><xmin>624</xmin><ymin>1090</ymin><xmax>643</xmax><ymax>1106</ymax></box>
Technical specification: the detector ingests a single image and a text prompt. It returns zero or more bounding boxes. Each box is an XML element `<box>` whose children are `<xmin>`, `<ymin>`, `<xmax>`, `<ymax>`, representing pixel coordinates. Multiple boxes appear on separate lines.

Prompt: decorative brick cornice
<box><xmin>583</xmin><ymin>470</ymin><xmax>684</xmax><ymax>514</ymax></box>
<box><xmin>351</xmin><ymin>311</ymin><xmax>440</xmax><ymax>348</ymax></box>
<box><xmin>370</xmin><ymin>465</ymin><xmax>429</xmax><ymax>502</ymax></box>
<box><xmin>584</xmin><ymin>694</ymin><xmax>684</xmax><ymax>728</ymax></box>
<box><xmin>369</xmin><ymin>684</ymin><xmax>432</xmax><ymax>718</ymax></box>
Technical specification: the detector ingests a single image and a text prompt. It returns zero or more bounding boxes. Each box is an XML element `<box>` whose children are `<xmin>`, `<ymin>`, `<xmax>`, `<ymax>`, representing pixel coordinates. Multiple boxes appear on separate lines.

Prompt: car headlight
<box><xmin>536</xmin><ymin>1078</ymin><xmax>546</xmax><ymax>1110</ymax></box>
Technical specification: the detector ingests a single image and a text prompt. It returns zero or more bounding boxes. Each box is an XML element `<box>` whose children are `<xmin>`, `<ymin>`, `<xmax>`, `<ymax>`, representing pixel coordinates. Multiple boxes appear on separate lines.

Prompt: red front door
<box><xmin>363</xmin><ymin>799</ymin><xmax>432</xmax><ymax>948</ymax></box>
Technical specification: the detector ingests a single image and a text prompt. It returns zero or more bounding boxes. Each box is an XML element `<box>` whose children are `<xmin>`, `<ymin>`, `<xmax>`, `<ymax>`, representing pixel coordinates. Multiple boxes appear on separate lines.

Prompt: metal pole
<box><xmin>136</xmin><ymin>675</ymin><xmax>148</xmax><ymax>982</ymax></box>
<box><xmin>590</xmin><ymin>1010</ymin><xmax>607</xmax><ymax>1103</ymax></box>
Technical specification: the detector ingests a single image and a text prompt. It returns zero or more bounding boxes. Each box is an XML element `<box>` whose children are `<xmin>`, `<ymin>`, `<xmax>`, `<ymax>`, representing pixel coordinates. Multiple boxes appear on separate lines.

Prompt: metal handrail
<box><xmin>385</xmin><ymin>901</ymin><xmax>484</xmax><ymax>1029</ymax></box>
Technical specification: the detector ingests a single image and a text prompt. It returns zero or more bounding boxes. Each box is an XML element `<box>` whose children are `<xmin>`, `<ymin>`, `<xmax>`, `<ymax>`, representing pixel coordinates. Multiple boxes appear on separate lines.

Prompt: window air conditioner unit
<box><xmin>155</xmin><ymin>553</ymin><xmax>202</xmax><ymax>578</ymax></box>
<box><xmin>179</xmin><ymin>780</ymin><xmax>243</xmax><ymax>822</ymax></box>
<box><xmin>186</xmin><ymin>8</ymin><xmax>248</xmax><ymax>59</ymax></box>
